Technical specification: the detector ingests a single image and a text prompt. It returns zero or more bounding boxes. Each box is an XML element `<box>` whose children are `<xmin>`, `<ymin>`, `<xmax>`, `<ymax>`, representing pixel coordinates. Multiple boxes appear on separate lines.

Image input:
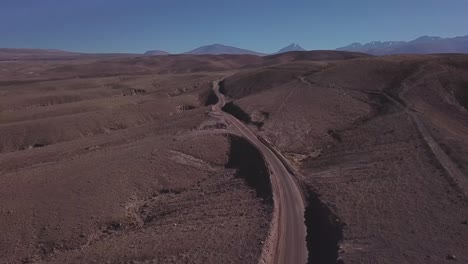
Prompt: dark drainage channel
<box><xmin>199</xmin><ymin>87</ymin><xmax>218</xmax><ymax>106</ymax></box>
<box><xmin>225</xmin><ymin>134</ymin><xmax>272</xmax><ymax>203</ymax></box>
<box><xmin>305</xmin><ymin>189</ymin><xmax>344</xmax><ymax>264</ymax></box>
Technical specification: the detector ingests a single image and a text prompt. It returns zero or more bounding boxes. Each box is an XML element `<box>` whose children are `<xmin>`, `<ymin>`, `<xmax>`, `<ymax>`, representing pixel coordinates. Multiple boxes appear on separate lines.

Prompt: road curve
<box><xmin>212</xmin><ymin>81</ymin><xmax>308</xmax><ymax>264</ymax></box>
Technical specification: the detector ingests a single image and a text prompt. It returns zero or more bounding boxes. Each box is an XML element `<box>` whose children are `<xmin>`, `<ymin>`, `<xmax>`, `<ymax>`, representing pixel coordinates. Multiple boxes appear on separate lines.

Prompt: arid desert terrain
<box><xmin>1</xmin><ymin>50</ymin><xmax>467</xmax><ymax>264</ymax></box>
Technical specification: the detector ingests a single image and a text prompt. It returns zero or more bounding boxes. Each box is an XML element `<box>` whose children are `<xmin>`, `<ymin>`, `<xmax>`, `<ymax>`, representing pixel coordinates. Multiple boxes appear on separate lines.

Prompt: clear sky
<box><xmin>2</xmin><ymin>0</ymin><xmax>468</xmax><ymax>54</ymax></box>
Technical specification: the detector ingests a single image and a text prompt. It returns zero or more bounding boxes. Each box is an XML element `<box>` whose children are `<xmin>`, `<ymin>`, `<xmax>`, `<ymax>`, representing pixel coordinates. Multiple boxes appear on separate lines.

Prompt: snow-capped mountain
<box><xmin>337</xmin><ymin>35</ymin><xmax>468</xmax><ymax>55</ymax></box>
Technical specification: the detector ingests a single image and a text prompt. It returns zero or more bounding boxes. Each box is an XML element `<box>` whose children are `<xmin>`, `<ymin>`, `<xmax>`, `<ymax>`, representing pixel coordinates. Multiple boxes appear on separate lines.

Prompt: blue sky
<box><xmin>2</xmin><ymin>0</ymin><xmax>468</xmax><ymax>54</ymax></box>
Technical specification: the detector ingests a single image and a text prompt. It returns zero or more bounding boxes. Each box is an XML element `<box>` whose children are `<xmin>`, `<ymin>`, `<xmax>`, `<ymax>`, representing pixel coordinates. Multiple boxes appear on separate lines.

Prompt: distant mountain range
<box><xmin>337</xmin><ymin>35</ymin><xmax>468</xmax><ymax>55</ymax></box>
<box><xmin>4</xmin><ymin>35</ymin><xmax>468</xmax><ymax>60</ymax></box>
<box><xmin>144</xmin><ymin>43</ymin><xmax>307</xmax><ymax>56</ymax></box>
<box><xmin>0</xmin><ymin>48</ymin><xmax>139</xmax><ymax>61</ymax></box>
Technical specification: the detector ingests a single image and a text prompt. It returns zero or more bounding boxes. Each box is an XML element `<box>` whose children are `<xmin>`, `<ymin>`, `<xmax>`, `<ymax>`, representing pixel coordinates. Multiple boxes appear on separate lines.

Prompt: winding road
<box><xmin>212</xmin><ymin>81</ymin><xmax>308</xmax><ymax>264</ymax></box>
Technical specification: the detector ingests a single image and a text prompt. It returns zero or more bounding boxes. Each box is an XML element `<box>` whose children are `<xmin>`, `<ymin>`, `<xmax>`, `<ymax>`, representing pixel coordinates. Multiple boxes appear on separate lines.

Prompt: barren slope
<box><xmin>220</xmin><ymin>54</ymin><xmax>468</xmax><ymax>263</ymax></box>
<box><xmin>0</xmin><ymin>57</ymin><xmax>276</xmax><ymax>263</ymax></box>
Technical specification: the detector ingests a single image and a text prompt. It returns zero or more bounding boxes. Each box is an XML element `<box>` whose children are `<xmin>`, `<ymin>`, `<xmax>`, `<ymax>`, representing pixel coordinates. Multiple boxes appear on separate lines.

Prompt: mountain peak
<box><xmin>277</xmin><ymin>43</ymin><xmax>306</xmax><ymax>54</ymax></box>
<box><xmin>144</xmin><ymin>50</ymin><xmax>170</xmax><ymax>56</ymax></box>
<box><xmin>185</xmin><ymin>44</ymin><xmax>264</xmax><ymax>56</ymax></box>
<box><xmin>288</xmin><ymin>43</ymin><xmax>301</xmax><ymax>48</ymax></box>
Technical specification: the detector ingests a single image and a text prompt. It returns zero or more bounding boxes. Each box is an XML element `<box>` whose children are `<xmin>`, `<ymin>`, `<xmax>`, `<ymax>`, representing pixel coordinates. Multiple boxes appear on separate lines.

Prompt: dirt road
<box><xmin>212</xmin><ymin>81</ymin><xmax>308</xmax><ymax>264</ymax></box>
<box><xmin>382</xmin><ymin>90</ymin><xmax>468</xmax><ymax>198</ymax></box>
<box><xmin>299</xmin><ymin>75</ymin><xmax>468</xmax><ymax>198</ymax></box>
